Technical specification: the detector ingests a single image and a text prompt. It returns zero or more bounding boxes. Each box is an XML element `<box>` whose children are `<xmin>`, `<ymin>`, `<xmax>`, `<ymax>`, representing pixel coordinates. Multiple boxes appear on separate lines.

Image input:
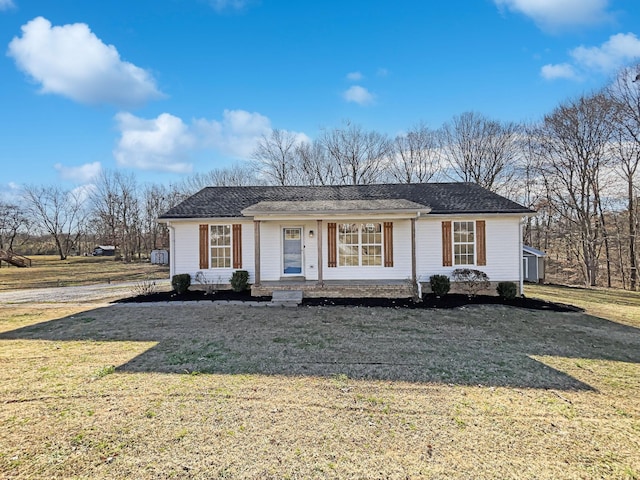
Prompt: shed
<box><xmin>151</xmin><ymin>249</ymin><xmax>169</xmax><ymax>265</ymax></box>
<box><xmin>92</xmin><ymin>245</ymin><xmax>116</xmax><ymax>256</ymax></box>
<box><xmin>523</xmin><ymin>245</ymin><xmax>545</xmax><ymax>283</ymax></box>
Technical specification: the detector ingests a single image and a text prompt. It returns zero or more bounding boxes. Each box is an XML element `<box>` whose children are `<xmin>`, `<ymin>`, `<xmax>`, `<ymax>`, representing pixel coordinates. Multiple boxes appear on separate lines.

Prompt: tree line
<box><xmin>1</xmin><ymin>65</ymin><xmax>639</xmax><ymax>290</ymax></box>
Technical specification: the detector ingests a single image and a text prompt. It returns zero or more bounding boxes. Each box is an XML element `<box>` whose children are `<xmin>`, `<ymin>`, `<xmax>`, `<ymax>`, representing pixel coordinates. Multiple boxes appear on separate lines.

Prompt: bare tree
<box><xmin>181</xmin><ymin>163</ymin><xmax>263</xmax><ymax>194</ymax></box>
<box><xmin>22</xmin><ymin>185</ymin><xmax>86</xmax><ymax>260</ymax></box>
<box><xmin>320</xmin><ymin>121</ymin><xmax>393</xmax><ymax>185</ymax></box>
<box><xmin>0</xmin><ymin>202</ymin><xmax>29</xmax><ymax>252</ymax></box>
<box><xmin>391</xmin><ymin>123</ymin><xmax>441</xmax><ymax>183</ymax></box>
<box><xmin>608</xmin><ymin>65</ymin><xmax>640</xmax><ymax>290</ymax></box>
<box><xmin>252</xmin><ymin>129</ymin><xmax>301</xmax><ymax>186</ymax></box>
<box><xmin>537</xmin><ymin>93</ymin><xmax>616</xmax><ymax>286</ymax></box>
<box><xmin>440</xmin><ymin>111</ymin><xmax>519</xmax><ymax>192</ymax></box>
<box><xmin>91</xmin><ymin>171</ymin><xmax>140</xmax><ymax>262</ymax></box>
<box><xmin>294</xmin><ymin>139</ymin><xmax>338</xmax><ymax>185</ymax></box>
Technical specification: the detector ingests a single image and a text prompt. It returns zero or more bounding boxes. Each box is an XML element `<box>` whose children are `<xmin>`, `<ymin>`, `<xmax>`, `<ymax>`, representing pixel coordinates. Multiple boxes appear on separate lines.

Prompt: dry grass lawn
<box><xmin>0</xmin><ymin>285</ymin><xmax>639</xmax><ymax>479</ymax></box>
<box><xmin>0</xmin><ymin>255</ymin><xmax>168</xmax><ymax>291</ymax></box>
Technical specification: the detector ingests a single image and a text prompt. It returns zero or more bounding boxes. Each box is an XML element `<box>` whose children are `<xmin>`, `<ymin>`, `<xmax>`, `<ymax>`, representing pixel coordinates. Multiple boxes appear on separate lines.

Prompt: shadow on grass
<box><xmin>1</xmin><ymin>303</ymin><xmax>638</xmax><ymax>391</ymax></box>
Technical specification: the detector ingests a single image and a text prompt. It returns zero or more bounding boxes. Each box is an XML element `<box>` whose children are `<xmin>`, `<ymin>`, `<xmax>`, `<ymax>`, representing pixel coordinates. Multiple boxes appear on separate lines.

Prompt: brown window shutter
<box><xmin>199</xmin><ymin>224</ymin><xmax>209</xmax><ymax>269</ymax></box>
<box><xmin>232</xmin><ymin>224</ymin><xmax>242</xmax><ymax>269</ymax></box>
<box><xmin>327</xmin><ymin>222</ymin><xmax>337</xmax><ymax>267</ymax></box>
<box><xmin>476</xmin><ymin>220</ymin><xmax>486</xmax><ymax>266</ymax></box>
<box><xmin>442</xmin><ymin>221</ymin><xmax>452</xmax><ymax>267</ymax></box>
<box><xmin>383</xmin><ymin>222</ymin><xmax>393</xmax><ymax>267</ymax></box>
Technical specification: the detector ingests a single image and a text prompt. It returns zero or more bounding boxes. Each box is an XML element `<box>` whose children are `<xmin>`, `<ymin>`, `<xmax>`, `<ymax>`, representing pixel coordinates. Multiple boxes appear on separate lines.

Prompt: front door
<box><xmin>283</xmin><ymin>227</ymin><xmax>303</xmax><ymax>275</ymax></box>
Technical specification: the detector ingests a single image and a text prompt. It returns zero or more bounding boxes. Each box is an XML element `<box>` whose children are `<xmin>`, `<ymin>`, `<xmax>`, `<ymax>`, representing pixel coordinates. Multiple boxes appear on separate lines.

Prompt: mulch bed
<box><xmin>115</xmin><ymin>290</ymin><xmax>580</xmax><ymax>312</ymax></box>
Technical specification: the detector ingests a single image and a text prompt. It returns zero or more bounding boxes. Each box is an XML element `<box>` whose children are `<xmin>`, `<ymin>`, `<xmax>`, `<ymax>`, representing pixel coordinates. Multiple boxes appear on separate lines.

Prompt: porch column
<box><xmin>411</xmin><ymin>218</ymin><xmax>417</xmax><ymax>283</ymax></box>
<box><xmin>254</xmin><ymin>220</ymin><xmax>261</xmax><ymax>286</ymax></box>
<box><xmin>316</xmin><ymin>219</ymin><xmax>323</xmax><ymax>286</ymax></box>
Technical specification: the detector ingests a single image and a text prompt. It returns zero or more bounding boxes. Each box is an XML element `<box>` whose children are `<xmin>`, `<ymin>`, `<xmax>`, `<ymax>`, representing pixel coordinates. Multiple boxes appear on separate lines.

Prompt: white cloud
<box><xmin>54</xmin><ymin>161</ymin><xmax>102</xmax><ymax>183</ymax></box>
<box><xmin>7</xmin><ymin>17</ymin><xmax>162</xmax><ymax>107</ymax></box>
<box><xmin>540</xmin><ymin>63</ymin><xmax>578</xmax><ymax>80</ymax></box>
<box><xmin>113</xmin><ymin>109</ymin><xmax>304</xmax><ymax>172</ymax></box>
<box><xmin>114</xmin><ymin>113</ymin><xmax>196</xmax><ymax>173</ymax></box>
<box><xmin>494</xmin><ymin>0</ymin><xmax>611</xmax><ymax>31</ymax></box>
<box><xmin>194</xmin><ymin>109</ymin><xmax>273</xmax><ymax>158</ymax></box>
<box><xmin>71</xmin><ymin>183</ymin><xmax>97</xmax><ymax>204</ymax></box>
<box><xmin>570</xmin><ymin>33</ymin><xmax>640</xmax><ymax>72</ymax></box>
<box><xmin>376</xmin><ymin>68</ymin><xmax>389</xmax><ymax>77</ymax></box>
<box><xmin>346</xmin><ymin>71</ymin><xmax>363</xmax><ymax>81</ymax></box>
<box><xmin>343</xmin><ymin>85</ymin><xmax>375</xmax><ymax>105</ymax></box>
<box><xmin>0</xmin><ymin>0</ymin><xmax>15</xmax><ymax>11</ymax></box>
<box><xmin>541</xmin><ymin>33</ymin><xmax>640</xmax><ymax>80</ymax></box>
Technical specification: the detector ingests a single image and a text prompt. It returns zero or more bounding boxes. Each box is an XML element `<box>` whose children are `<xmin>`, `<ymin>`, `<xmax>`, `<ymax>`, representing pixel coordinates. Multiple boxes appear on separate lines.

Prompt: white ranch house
<box><xmin>158</xmin><ymin>183</ymin><xmax>534</xmax><ymax>298</ymax></box>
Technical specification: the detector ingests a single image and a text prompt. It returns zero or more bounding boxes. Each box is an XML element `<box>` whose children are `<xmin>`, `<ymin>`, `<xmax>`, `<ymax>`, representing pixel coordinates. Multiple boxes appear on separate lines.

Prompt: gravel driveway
<box><xmin>0</xmin><ymin>280</ymin><xmax>170</xmax><ymax>304</ymax></box>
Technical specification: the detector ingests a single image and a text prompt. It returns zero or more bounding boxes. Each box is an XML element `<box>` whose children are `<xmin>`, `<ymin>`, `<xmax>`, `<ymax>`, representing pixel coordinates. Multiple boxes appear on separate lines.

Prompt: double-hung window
<box><xmin>453</xmin><ymin>221</ymin><xmax>475</xmax><ymax>265</ymax></box>
<box><xmin>338</xmin><ymin>223</ymin><xmax>382</xmax><ymax>267</ymax></box>
<box><xmin>210</xmin><ymin>225</ymin><xmax>231</xmax><ymax>268</ymax></box>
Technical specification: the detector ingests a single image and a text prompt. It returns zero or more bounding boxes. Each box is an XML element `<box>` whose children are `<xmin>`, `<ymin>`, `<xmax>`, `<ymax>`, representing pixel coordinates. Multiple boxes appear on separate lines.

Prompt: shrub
<box><xmin>497</xmin><ymin>281</ymin><xmax>518</xmax><ymax>300</ymax></box>
<box><xmin>131</xmin><ymin>278</ymin><xmax>157</xmax><ymax>296</ymax></box>
<box><xmin>171</xmin><ymin>273</ymin><xmax>191</xmax><ymax>294</ymax></box>
<box><xmin>194</xmin><ymin>271</ymin><xmax>220</xmax><ymax>295</ymax></box>
<box><xmin>451</xmin><ymin>268</ymin><xmax>490</xmax><ymax>297</ymax></box>
<box><xmin>230</xmin><ymin>270</ymin><xmax>249</xmax><ymax>292</ymax></box>
<box><xmin>429</xmin><ymin>274</ymin><xmax>451</xmax><ymax>297</ymax></box>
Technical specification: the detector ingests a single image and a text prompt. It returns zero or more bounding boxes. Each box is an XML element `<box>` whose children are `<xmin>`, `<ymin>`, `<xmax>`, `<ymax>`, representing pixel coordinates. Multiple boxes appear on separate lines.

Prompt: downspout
<box><xmin>519</xmin><ymin>218</ymin><xmax>524</xmax><ymax>297</ymax></box>
<box><xmin>167</xmin><ymin>221</ymin><xmax>176</xmax><ymax>279</ymax></box>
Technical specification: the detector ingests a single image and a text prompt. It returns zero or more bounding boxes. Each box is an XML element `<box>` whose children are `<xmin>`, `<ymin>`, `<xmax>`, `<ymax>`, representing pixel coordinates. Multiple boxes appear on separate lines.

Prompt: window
<box><xmin>210</xmin><ymin>225</ymin><xmax>231</xmax><ymax>268</ymax></box>
<box><xmin>453</xmin><ymin>221</ymin><xmax>475</xmax><ymax>265</ymax></box>
<box><xmin>338</xmin><ymin>223</ymin><xmax>382</xmax><ymax>267</ymax></box>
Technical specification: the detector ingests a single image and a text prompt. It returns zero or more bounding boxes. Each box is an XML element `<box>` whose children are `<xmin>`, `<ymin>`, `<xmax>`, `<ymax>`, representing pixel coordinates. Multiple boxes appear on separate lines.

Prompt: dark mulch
<box><xmin>115</xmin><ymin>289</ymin><xmax>580</xmax><ymax>312</ymax></box>
<box><xmin>114</xmin><ymin>289</ymin><xmax>271</xmax><ymax>303</ymax></box>
<box><xmin>303</xmin><ymin>294</ymin><xmax>582</xmax><ymax>312</ymax></box>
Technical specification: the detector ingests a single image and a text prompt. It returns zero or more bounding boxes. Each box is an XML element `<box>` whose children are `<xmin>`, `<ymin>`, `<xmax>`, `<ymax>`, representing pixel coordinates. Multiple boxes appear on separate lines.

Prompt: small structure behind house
<box><xmin>92</xmin><ymin>245</ymin><xmax>116</xmax><ymax>256</ymax></box>
<box><xmin>150</xmin><ymin>249</ymin><xmax>169</xmax><ymax>265</ymax></box>
<box><xmin>523</xmin><ymin>245</ymin><xmax>545</xmax><ymax>283</ymax></box>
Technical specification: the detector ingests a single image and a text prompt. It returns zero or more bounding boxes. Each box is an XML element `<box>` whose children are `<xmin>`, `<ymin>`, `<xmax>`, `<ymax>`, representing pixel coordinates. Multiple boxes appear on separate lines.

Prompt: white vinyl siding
<box><xmin>171</xmin><ymin>220</ymin><xmax>255</xmax><ymax>283</ymax></box>
<box><xmin>323</xmin><ymin>219</ymin><xmax>411</xmax><ymax>280</ymax></box>
<box><xmin>417</xmin><ymin>216</ymin><xmax>521</xmax><ymax>282</ymax></box>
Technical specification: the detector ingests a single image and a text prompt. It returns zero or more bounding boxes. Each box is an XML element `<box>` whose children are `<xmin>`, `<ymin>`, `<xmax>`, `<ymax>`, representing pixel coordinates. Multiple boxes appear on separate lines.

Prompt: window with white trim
<box><xmin>338</xmin><ymin>223</ymin><xmax>382</xmax><ymax>267</ymax></box>
<box><xmin>210</xmin><ymin>225</ymin><xmax>231</xmax><ymax>268</ymax></box>
<box><xmin>453</xmin><ymin>221</ymin><xmax>475</xmax><ymax>265</ymax></box>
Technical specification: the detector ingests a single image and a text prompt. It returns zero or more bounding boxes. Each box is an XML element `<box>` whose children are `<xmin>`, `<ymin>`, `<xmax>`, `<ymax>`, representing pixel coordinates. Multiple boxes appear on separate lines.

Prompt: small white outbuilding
<box><xmin>522</xmin><ymin>245</ymin><xmax>545</xmax><ymax>283</ymax></box>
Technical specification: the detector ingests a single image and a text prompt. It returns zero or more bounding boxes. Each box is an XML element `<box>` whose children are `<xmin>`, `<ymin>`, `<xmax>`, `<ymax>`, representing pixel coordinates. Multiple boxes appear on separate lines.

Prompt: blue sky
<box><xmin>1</xmin><ymin>0</ymin><xmax>639</xmax><ymax>196</ymax></box>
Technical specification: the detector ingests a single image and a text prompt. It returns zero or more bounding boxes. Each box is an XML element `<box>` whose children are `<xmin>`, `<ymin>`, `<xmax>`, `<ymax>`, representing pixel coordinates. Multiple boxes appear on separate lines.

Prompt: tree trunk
<box><xmin>630</xmin><ymin>179</ymin><xmax>637</xmax><ymax>291</ymax></box>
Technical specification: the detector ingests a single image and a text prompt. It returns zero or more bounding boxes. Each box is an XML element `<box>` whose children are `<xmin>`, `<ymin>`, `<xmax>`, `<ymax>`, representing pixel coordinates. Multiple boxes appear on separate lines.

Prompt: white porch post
<box><xmin>254</xmin><ymin>220</ymin><xmax>261</xmax><ymax>286</ymax></box>
<box><xmin>317</xmin><ymin>219</ymin><xmax>323</xmax><ymax>286</ymax></box>
<box><xmin>411</xmin><ymin>218</ymin><xmax>417</xmax><ymax>283</ymax></box>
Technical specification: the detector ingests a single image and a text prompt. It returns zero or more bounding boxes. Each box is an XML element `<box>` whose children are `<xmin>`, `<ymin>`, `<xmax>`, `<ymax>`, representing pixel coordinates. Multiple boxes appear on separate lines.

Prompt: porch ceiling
<box><xmin>241</xmin><ymin>199</ymin><xmax>431</xmax><ymax>217</ymax></box>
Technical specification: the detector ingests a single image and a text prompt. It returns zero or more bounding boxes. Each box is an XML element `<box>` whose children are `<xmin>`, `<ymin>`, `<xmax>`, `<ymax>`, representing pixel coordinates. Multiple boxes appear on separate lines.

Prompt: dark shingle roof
<box><xmin>159</xmin><ymin>183</ymin><xmax>533</xmax><ymax>219</ymax></box>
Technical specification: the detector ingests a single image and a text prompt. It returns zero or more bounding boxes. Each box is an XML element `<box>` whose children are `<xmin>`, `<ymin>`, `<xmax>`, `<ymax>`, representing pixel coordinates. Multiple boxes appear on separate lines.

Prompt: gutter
<box><xmin>166</xmin><ymin>221</ymin><xmax>176</xmax><ymax>279</ymax></box>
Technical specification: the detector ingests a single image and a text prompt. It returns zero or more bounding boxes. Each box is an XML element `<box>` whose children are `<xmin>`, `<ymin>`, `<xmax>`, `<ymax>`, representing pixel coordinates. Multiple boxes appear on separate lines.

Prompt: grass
<box><xmin>0</xmin><ymin>286</ymin><xmax>639</xmax><ymax>478</ymax></box>
<box><xmin>0</xmin><ymin>255</ymin><xmax>169</xmax><ymax>291</ymax></box>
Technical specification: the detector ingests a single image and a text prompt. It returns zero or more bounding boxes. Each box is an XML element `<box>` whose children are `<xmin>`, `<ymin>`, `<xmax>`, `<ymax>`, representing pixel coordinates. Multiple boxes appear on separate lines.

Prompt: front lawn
<box><xmin>0</xmin><ymin>285</ymin><xmax>639</xmax><ymax>479</ymax></box>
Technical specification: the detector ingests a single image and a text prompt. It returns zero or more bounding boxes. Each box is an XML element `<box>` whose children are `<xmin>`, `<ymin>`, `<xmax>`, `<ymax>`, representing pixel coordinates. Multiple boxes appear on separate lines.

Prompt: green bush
<box><xmin>429</xmin><ymin>274</ymin><xmax>451</xmax><ymax>297</ymax></box>
<box><xmin>171</xmin><ymin>273</ymin><xmax>191</xmax><ymax>294</ymax></box>
<box><xmin>497</xmin><ymin>281</ymin><xmax>517</xmax><ymax>300</ymax></box>
<box><xmin>230</xmin><ymin>270</ymin><xmax>249</xmax><ymax>292</ymax></box>
<box><xmin>451</xmin><ymin>268</ymin><xmax>490</xmax><ymax>297</ymax></box>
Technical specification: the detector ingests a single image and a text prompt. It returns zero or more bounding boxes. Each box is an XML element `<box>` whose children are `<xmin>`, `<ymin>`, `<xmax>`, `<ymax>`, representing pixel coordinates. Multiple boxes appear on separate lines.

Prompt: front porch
<box><xmin>251</xmin><ymin>279</ymin><xmax>416</xmax><ymax>299</ymax></box>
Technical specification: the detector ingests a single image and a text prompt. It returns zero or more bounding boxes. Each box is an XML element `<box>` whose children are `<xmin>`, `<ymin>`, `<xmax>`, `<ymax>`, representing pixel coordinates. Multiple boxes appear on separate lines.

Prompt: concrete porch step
<box><xmin>270</xmin><ymin>290</ymin><xmax>303</xmax><ymax>307</ymax></box>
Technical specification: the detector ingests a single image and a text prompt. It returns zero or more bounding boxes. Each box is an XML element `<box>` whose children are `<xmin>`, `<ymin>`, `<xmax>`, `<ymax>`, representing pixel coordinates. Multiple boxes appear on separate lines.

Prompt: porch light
<box><xmin>309</xmin><ymin>230</ymin><xmax>315</xmax><ymax>238</ymax></box>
